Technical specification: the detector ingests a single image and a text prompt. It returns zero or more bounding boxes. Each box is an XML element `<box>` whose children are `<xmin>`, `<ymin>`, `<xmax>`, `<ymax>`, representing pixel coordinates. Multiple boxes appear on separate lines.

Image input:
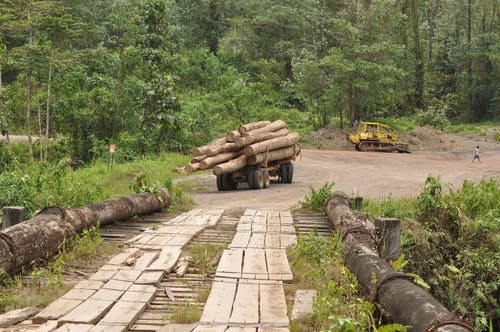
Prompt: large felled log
<box><xmin>234</xmin><ymin>128</ymin><xmax>289</xmax><ymax>148</ymax></box>
<box><xmin>206</xmin><ymin>142</ymin><xmax>239</xmax><ymax>156</ymax></box>
<box><xmin>326</xmin><ymin>192</ymin><xmax>473</xmax><ymax>332</ymax></box>
<box><xmin>248</xmin><ymin>145</ymin><xmax>301</xmax><ymax>165</ymax></box>
<box><xmin>184</xmin><ymin>163</ymin><xmax>201</xmax><ymax>173</ymax></box>
<box><xmin>191</xmin><ymin>154</ymin><xmax>208</xmax><ymax>163</ymax></box>
<box><xmin>225</xmin><ymin>130</ymin><xmax>241</xmax><ymax>142</ymax></box>
<box><xmin>192</xmin><ymin>137</ymin><xmax>226</xmax><ymax>156</ymax></box>
<box><xmin>0</xmin><ymin>190</ymin><xmax>170</xmax><ymax>275</ymax></box>
<box><xmin>238</xmin><ymin>120</ymin><xmax>271</xmax><ymax>135</ymax></box>
<box><xmin>200</xmin><ymin>152</ymin><xmax>239</xmax><ymax>169</ymax></box>
<box><xmin>213</xmin><ymin>155</ymin><xmax>248</xmax><ymax>175</ymax></box>
<box><xmin>243</xmin><ymin>132</ymin><xmax>300</xmax><ymax>156</ymax></box>
<box><xmin>244</xmin><ymin>120</ymin><xmax>287</xmax><ymax>137</ymax></box>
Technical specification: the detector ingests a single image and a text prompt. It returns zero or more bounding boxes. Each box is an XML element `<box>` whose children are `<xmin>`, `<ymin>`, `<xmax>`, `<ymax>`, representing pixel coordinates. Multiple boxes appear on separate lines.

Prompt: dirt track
<box><xmin>186</xmin><ymin>148</ymin><xmax>500</xmax><ymax>209</ymax></box>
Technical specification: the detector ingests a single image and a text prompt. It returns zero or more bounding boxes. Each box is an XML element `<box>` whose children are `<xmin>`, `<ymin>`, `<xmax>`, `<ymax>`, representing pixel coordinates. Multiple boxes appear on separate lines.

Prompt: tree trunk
<box><xmin>213</xmin><ymin>154</ymin><xmax>248</xmax><ymax>175</ymax></box>
<box><xmin>200</xmin><ymin>152</ymin><xmax>239</xmax><ymax>169</ymax></box>
<box><xmin>185</xmin><ymin>163</ymin><xmax>201</xmax><ymax>173</ymax></box>
<box><xmin>206</xmin><ymin>142</ymin><xmax>239</xmax><ymax>156</ymax></box>
<box><xmin>26</xmin><ymin>77</ymin><xmax>34</xmax><ymax>162</ymax></box>
<box><xmin>44</xmin><ymin>56</ymin><xmax>52</xmax><ymax>161</ymax></box>
<box><xmin>248</xmin><ymin>145</ymin><xmax>300</xmax><ymax>165</ymax></box>
<box><xmin>0</xmin><ymin>189</ymin><xmax>170</xmax><ymax>275</ymax></box>
<box><xmin>426</xmin><ymin>0</ymin><xmax>439</xmax><ymax>72</ymax></box>
<box><xmin>467</xmin><ymin>0</ymin><xmax>473</xmax><ymax>116</ymax></box>
<box><xmin>410</xmin><ymin>0</ymin><xmax>424</xmax><ymax>108</ymax></box>
<box><xmin>235</xmin><ymin>128</ymin><xmax>289</xmax><ymax>148</ymax></box>
<box><xmin>192</xmin><ymin>137</ymin><xmax>226</xmax><ymax>156</ymax></box>
<box><xmin>238</xmin><ymin>120</ymin><xmax>272</xmax><ymax>135</ymax></box>
<box><xmin>191</xmin><ymin>154</ymin><xmax>208</xmax><ymax>163</ymax></box>
<box><xmin>243</xmin><ymin>120</ymin><xmax>287</xmax><ymax>137</ymax></box>
<box><xmin>243</xmin><ymin>132</ymin><xmax>299</xmax><ymax>156</ymax></box>
<box><xmin>226</xmin><ymin>130</ymin><xmax>241</xmax><ymax>142</ymax></box>
<box><xmin>326</xmin><ymin>192</ymin><xmax>473</xmax><ymax>331</ymax></box>
<box><xmin>37</xmin><ymin>104</ymin><xmax>42</xmax><ymax>161</ymax></box>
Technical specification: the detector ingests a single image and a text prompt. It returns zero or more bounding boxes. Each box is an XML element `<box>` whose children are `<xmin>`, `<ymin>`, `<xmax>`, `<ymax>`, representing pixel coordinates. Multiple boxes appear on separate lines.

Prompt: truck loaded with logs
<box><xmin>180</xmin><ymin>120</ymin><xmax>301</xmax><ymax>191</ymax></box>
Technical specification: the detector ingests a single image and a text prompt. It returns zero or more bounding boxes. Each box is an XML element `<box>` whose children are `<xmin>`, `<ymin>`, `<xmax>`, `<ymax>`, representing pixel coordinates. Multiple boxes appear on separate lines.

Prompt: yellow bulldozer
<box><xmin>348</xmin><ymin>122</ymin><xmax>410</xmax><ymax>153</ymax></box>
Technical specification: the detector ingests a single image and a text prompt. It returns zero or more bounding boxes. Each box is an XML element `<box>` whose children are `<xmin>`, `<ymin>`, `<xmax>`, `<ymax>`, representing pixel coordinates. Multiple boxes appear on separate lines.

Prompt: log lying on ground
<box><xmin>191</xmin><ymin>154</ymin><xmax>208</xmax><ymax>163</ymax></box>
<box><xmin>238</xmin><ymin>120</ymin><xmax>271</xmax><ymax>135</ymax></box>
<box><xmin>244</xmin><ymin>120</ymin><xmax>287</xmax><ymax>137</ymax></box>
<box><xmin>200</xmin><ymin>152</ymin><xmax>239</xmax><ymax>169</ymax></box>
<box><xmin>243</xmin><ymin>132</ymin><xmax>300</xmax><ymax>156</ymax></box>
<box><xmin>213</xmin><ymin>154</ymin><xmax>248</xmax><ymax>175</ymax></box>
<box><xmin>192</xmin><ymin>137</ymin><xmax>226</xmax><ymax>156</ymax></box>
<box><xmin>234</xmin><ymin>128</ymin><xmax>289</xmax><ymax>148</ymax></box>
<box><xmin>326</xmin><ymin>192</ymin><xmax>473</xmax><ymax>332</ymax></box>
<box><xmin>248</xmin><ymin>145</ymin><xmax>301</xmax><ymax>165</ymax></box>
<box><xmin>0</xmin><ymin>189</ymin><xmax>170</xmax><ymax>275</ymax></box>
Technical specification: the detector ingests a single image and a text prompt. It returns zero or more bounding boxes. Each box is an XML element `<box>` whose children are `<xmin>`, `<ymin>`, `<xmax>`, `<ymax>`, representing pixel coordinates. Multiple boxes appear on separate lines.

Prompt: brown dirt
<box><xmin>182</xmin><ymin>128</ymin><xmax>500</xmax><ymax>210</ymax></box>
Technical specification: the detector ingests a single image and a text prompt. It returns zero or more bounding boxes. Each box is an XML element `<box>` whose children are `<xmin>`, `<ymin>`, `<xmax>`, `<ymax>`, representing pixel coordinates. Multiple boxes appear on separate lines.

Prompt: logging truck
<box><xmin>216</xmin><ymin>157</ymin><xmax>296</xmax><ymax>191</ymax></box>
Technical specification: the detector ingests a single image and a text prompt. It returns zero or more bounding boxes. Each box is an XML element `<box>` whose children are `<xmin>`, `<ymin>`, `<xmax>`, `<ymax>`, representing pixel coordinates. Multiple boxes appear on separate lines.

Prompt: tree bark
<box><xmin>225</xmin><ymin>130</ymin><xmax>241</xmax><ymax>142</ymax></box>
<box><xmin>326</xmin><ymin>192</ymin><xmax>473</xmax><ymax>332</ymax></box>
<box><xmin>192</xmin><ymin>137</ymin><xmax>226</xmax><ymax>156</ymax></box>
<box><xmin>235</xmin><ymin>128</ymin><xmax>289</xmax><ymax>148</ymax></box>
<box><xmin>185</xmin><ymin>163</ymin><xmax>201</xmax><ymax>173</ymax></box>
<box><xmin>206</xmin><ymin>142</ymin><xmax>239</xmax><ymax>156</ymax></box>
<box><xmin>191</xmin><ymin>154</ymin><xmax>208</xmax><ymax>163</ymax></box>
<box><xmin>213</xmin><ymin>154</ymin><xmax>248</xmax><ymax>175</ymax></box>
<box><xmin>44</xmin><ymin>55</ymin><xmax>52</xmax><ymax>161</ymax></box>
<box><xmin>410</xmin><ymin>0</ymin><xmax>424</xmax><ymax>108</ymax></box>
<box><xmin>243</xmin><ymin>132</ymin><xmax>300</xmax><ymax>156</ymax></box>
<box><xmin>238</xmin><ymin>120</ymin><xmax>272</xmax><ymax>135</ymax></box>
<box><xmin>248</xmin><ymin>145</ymin><xmax>300</xmax><ymax>165</ymax></box>
<box><xmin>0</xmin><ymin>189</ymin><xmax>170</xmax><ymax>275</ymax></box>
<box><xmin>243</xmin><ymin>120</ymin><xmax>287</xmax><ymax>137</ymax></box>
<box><xmin>200</xmin><ymin>151</ymin><xmax>239</xmax><ymax>169</ymax></box>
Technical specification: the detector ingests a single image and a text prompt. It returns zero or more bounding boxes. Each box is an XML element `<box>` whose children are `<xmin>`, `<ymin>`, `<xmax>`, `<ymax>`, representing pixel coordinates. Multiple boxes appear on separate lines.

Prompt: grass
<box><xmin>444</xmin><ymin>121</ymin><xmax>500</xmax><ymax>135</ymax></box>
<box><xmin>0</xmin><ymin>225</ymin><xmax>118</xmax><ymax>313</ymax></box>
<box><xmin>166</xmin><ymin>303</ymin><xmax>202</xmax><ymax>323</ymax></box>
<box><xmin>187</xmin><ymin>242</ymin><xmax>227</xmax><ymax>277</ymax></box>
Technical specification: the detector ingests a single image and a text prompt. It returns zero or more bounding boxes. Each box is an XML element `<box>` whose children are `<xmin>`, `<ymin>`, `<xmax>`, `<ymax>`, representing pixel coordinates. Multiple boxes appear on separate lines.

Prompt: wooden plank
<box><xmin>253</xmin><ymin>215</ymin><xmax>267</xmax><ymax>224</ymax></box>
<box><xmin>279</xmin><ymin>234</ymin><xmax>297</xmax><ymax>249</ymax></box>
<box><xmin>255</xmin><ymin>210</ymin><xmax>267</xmax><ymax>217</ymax></box>
<box><xmin>191</xmin><ymin>326</ymin><xmax>228</xmax><ymax>332</ymax></box>
<box><xmin>54</xmin><ymin>323</ymin><xmax>93</xmax><ymax>332</ymax></box>
<box><xmin>236</xmin><ymin>223</ymin><xmax>252</xmax><ymax>232</ymax></box>
<box><xmin>242</xmin><ymin>249</ymin><xmax>267</xmax><ymax>279</ymax></box>
<box><xmin>280</xmin><ymin>225</ymin><xmax>295</xmax><ymax>234</ymax></box>
<box><xmin>258</xmin><ymin>328</ymin><xmax>289</xmax><ymax>332</ymax></box>
<box><xmin>33</xmin><ymin>299</ymin><xmax>83</xmax><ymax>323</ymax></box>
<box><xmin>90</xmin><ymin>270</ymin><xmax>117</xmax><ymax>282</ymax></box>
<box><xmin>260</xmin><ymin>283</ymin><xmax>288</xmax><ymax>326</ymax></box>
<box><xmin>291</xmin><ymin>290</ymin><xmax>316</xmax><ymax>320</ymax></box>
<box><xmin>247</xmin><ymin>233</ymin><xmax>265</xmax><ymax>248</ymax></box>
<box><xmin>229</xmin><ymin>232</ymin><xmax>251</xmax><ymax>248</ymax></box>
<box><xmin>128</xmin><ymin>284</ymin><xmax>156</xmax><ymax>293</ymax></box>
<box><xmin>120</xmin><ymin>290</ymin><xmax>155</xmax><ymax>303</ymax></box>
<box><xmin>279</xmin><ymin>216</ymin><xmax>293</xmax><ymax>225</ymax></box>
<box><xmin>216</xmin><ymin>249</ymin><xmax>243</xmax><ymax>277</ymax></box>
<box><xmin>89</xmin><ymin>289</ymin><xmax>124</xmax><ymax>302</ymax></box>
<box><xmin>61</xmin><ymin>289</ymin><xmax>96</xmax><ymax>301</ymax></box>
<box><xmin>88</xmin><ymin>324</ymin><xmax>127</xmax><ymax>332</ymax></box>
<box><xmin>267</xmin><ymin>212</ymin><xmax>280</xmax><ymax>224</ymax></box>
<box><xmin>102</xmin><ymin>280</ymin><xmax>133</xmax><ymax>291</ymax></box>
<box><xmin>265</xmin><ymin>233</ymin><xmax>280</xmax><ymax>249</ymax></box>
<box><xmin>266</xmin><ymin>249</ymin><xmax>292</xmax><ymax>275</ymax></box>
<box><xmin>132</xmin><ymin>252</ymin><xmax>159</xmax><ymax>270</ymax></box>
<box><xmin>99</xmin><ymin>301</ymin><xmax>147</xmax><ymax>328</ymax></box>
<box><xmin>147</xmin><ymin>246</ymin><xmax>182</xmax><ymax>272</ymax></box>
<box><xmin>112</xmin><ymin>269</ymin><xmax>142</xmax><ymax>282</ymax></box>
<box><xmin>166</xmin><ymin>234</ymin><xmax>192</xmax><ymax>246</ymax></box>
<box><xmin>156</xmin><ymin>323</ymin><xmax>198</xmax><ymax>332</ymax></box>
<box><xmin>239</xmin><ymin>215</ymin><xmax>254</xmax><ymax>223</ymax></box>
<box><xmin>229</xmin><ymin>282</ymin><xmax>259</xmax><ymax>324</ymax></box>
<box><xmin>252</xmin><ymin>223</ymin><xmax>266</xmax><ymax>233</ymax></box>
<box><xmin>0</xmin><ymin>307</ymin><xmax>40</xmax><ymax>328</ymax></box>
<box><xmin>244</xmin><ymin>209</ymin><xmax>257</xmax><ymax>216</ymax></box>
<box><xmin>226</xmin><ymin>328</ymin><xmax>257</xmax><ymax>332</ymax></box>
<box><xmin>266</xmin><ymin>225</ymin><xmax>280</xmax><ymax>233</ymax></box>
<box><xmin>59</xmin><ymin>299</ymin><xmax>114</xmax><ymax>325</ymax></box>
<box><xmin>199</xmin><ymin>280</ymin><xmax>236</xmax><ymax>324</ymax></box>
<box><xmin>73</xmin><ymin>280</ymin><xmax>104</xmax><ymax>290</ymax></box>
<box><xmin>135</xmin><ymin>270</ymin><xmax>164</xmax><ymax>285</ymax></box>
<box><xmin>107</xmin><ymin>248</ymin><xmax>140</xmax><ymax>265</ymax></box>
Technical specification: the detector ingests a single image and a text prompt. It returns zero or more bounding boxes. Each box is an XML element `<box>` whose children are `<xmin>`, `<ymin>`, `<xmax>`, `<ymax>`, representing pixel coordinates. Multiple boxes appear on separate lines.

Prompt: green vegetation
<box><xmin>187</xmin><ymin>242</ymin><xmax>227</xmax><ymax>277</ymax></box>
<box><xmin>0</xmin><ymin>226</ymin><xmax>117</xmax><ymax>312</ymax></box>
<box><xmin>296</xmin><ymin>182</ymin><xmax>335</xmax><ymax>213</ymax></box>
<box><xmin>365</xmin><ymin>177</ymin><xmax>500</xmax><ymax>331</ymax></box>
<box><xmin>0</xmin><ymin>152</ymin><xmax>191</xmax><ymax>218</ymax></box>
<box><xmin>166</xmin><ymin>303</ymin><xmax>202</xmax><ymax>324</ymax></box>
<box><xmin>288</xmin><ymin>233</ymin><xmax>407</xmax><ymax>332</ymax></box>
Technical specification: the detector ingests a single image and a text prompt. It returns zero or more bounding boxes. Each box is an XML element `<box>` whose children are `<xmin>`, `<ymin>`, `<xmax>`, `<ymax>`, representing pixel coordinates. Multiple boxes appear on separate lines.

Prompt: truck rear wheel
<box><xmin>263</xmin><ymin>170</ymin><xmax>270</xmax><ymax>188</ymax></box>
<box><xmin>284</xmin><ymin>163</ymin><xmax>294</xmax><ymax>183</ymax></box>
<box><xmin>216</xmin><ymin>173</ymin><xmax>236</xmax><ymax>191</ymax></box>
<box><xmin>249</xmin><ymin>169</ymin><xmax>264</xmax><ymax>189</ymax></box>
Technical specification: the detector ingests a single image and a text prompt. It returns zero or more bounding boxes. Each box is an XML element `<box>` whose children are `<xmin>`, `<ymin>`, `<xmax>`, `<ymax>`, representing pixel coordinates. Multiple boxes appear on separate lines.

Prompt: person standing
<box><xmin>472</xmin><ymin>146</ymin><xmax>481</xmax><ymax>163</ymax></box>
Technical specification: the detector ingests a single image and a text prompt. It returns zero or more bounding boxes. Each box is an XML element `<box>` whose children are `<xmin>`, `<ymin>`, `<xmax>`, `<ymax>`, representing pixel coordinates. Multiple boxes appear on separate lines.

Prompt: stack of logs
<box><xmin>182</xmin><ymin>120</ymin><xmax>300</xmax><ymax>175</ymax></box>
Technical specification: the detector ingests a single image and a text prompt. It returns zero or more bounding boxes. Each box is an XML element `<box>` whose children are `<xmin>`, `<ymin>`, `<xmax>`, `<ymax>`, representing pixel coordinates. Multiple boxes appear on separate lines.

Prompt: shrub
<box><xmin>297</xmin><ymin>182</ymin><xmax>335</xmax><ymax>213</ymax></box>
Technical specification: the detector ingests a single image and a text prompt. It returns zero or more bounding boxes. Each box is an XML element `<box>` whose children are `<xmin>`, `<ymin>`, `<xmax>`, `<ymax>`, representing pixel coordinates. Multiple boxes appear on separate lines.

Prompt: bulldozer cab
<box><xmin>350</xmin><ymin>122</ymin><xmax>398</xmax><ymax>144</ymax></box>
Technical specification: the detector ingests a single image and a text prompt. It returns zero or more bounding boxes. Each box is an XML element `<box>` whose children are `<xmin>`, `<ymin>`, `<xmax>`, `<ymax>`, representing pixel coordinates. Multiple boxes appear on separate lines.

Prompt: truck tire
<box><xmin>222</xmin><ymin>173</ymin><xmax>236</xmax><ymax>190</ymax></box>
<box><xmin>284</xmin><ymin>163</ymin><xmax>294</xmax><ymax>183</ymax></box>
<box><xmin>263</xmin><ymin>170</ymin><xmax>270</xmax><ymax>188</ymax></box>
<box><xmin>216</xmin><ymin>174</ymin><xmax>224</xmax><ymax>191</ymax></box>
<box><xmin>249</xmin><ymin>169</ymin><xmax>264</xmax><ymax>189</ymax></box>
<box><xmin>279</xmin><ymin>164</ymin><xmax>287</xmax><ymax>183</ymax></box>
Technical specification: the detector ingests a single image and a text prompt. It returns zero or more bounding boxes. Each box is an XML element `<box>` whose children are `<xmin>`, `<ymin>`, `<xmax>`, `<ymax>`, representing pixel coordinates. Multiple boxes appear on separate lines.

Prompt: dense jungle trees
<box><xmin>0</xmin><ymin>0</ymin><xmax>498</xmax><ymax>162</ymax></box>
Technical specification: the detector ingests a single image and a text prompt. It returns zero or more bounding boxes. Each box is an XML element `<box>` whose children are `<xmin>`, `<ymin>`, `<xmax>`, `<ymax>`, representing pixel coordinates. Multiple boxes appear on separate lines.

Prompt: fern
<box><xmin>376</xmin><ymin>323</ymin><xmax>410</xmax><ymax>332</ymax></box>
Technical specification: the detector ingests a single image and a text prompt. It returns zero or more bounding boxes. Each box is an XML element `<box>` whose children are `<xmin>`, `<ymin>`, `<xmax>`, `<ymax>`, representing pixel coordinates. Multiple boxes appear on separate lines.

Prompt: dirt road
<box><xmin>185</xmin><ymin>148</ymin><xmax>500</xmax><ymax>209</ymax></box>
